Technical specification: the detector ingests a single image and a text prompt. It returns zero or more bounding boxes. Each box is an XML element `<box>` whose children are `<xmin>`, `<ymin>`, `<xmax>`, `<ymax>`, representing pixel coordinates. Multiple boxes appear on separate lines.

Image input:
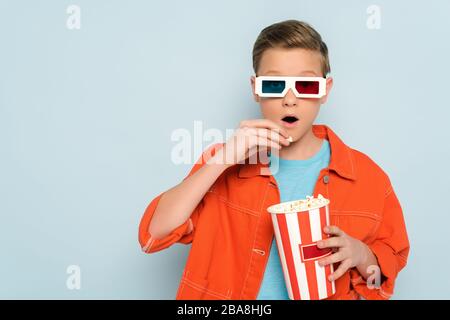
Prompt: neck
<box><xmin>279</xmin><ymin>127</ymin><xmax>323</xmax><ymax>160</ymax></box>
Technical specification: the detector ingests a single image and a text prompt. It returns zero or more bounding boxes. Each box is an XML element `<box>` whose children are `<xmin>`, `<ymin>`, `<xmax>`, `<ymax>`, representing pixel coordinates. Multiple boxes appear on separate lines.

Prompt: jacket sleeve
<box><xmin>350</xmin><ymin>184</ymin><xmax>410</xmax><ymax>299</ymax></box>
<box><xmin>138</xmin><ymin>143</ymin><xmax>224</xmax><ymax>254</ymax></box>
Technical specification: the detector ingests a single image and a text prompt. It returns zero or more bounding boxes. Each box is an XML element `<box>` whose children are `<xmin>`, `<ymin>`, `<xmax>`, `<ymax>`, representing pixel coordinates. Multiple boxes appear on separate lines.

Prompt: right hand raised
<box><xmin>213</xmin><ymin>119</ymin><xmax>291</xmax><ymax>166</ymax></box>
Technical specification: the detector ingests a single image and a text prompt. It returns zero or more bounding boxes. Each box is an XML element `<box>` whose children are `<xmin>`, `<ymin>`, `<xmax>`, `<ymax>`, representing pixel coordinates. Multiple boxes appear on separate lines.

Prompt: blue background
<box><xmin>1</xmin><ymin>0</ymin><xmax>449</xmax><ymax>299</ymax></box>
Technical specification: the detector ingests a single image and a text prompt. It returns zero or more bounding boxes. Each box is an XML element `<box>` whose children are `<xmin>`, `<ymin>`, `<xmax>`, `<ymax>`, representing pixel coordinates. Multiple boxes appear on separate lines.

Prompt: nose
<box><xmin>282</xmin><ymin>88</ymin><xmax>297</xmax><ymax>107</ymax></box>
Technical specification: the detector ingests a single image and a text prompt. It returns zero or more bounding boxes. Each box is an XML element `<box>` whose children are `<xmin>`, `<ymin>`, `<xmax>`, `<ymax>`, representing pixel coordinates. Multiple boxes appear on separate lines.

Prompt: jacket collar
<box><xmin>238</xmin><ymin>124</ymin><xmax>357</xmax><ymax>180</ymax></box>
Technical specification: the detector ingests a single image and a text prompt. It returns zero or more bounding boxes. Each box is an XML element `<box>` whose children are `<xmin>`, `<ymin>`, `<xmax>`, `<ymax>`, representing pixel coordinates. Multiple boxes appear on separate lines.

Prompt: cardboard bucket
<box><xmin>267</xmin><ymin>194</ymin><xmax>336</xmax><ymax>300</ymax></box>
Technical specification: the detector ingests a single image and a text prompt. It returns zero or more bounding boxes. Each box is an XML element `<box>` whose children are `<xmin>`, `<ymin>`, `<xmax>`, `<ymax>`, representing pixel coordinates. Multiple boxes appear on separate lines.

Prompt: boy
<box><xmin>138</xmin><ymin>20</ymin><xmax>409</xmax><ymax>300</ymax></box>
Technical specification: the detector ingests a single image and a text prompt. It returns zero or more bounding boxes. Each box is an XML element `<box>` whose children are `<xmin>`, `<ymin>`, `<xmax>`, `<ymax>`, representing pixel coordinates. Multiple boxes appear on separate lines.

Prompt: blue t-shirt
<box><xmin>256</xmin><ymin>139</ymin><xmax>331</xmax><ymax>300</ymax></box>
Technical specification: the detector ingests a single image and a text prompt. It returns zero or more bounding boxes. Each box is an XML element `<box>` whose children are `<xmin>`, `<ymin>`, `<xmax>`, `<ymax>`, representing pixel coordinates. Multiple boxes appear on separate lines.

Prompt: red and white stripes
<box><xmin>271</xmin><ymin>204</ymin><xmax>336</xmax><ymax>300</ymax></box>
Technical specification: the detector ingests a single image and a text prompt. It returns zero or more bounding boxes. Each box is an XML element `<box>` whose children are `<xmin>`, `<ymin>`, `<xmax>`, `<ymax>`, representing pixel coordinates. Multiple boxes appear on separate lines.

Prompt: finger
<box><xmin>245</xmin><ymin>145</ymin><xmax>268</xmax><ymax>162</ymax></box>
<box><xmin>317</xmin><ymin>236</ymin><xmax>345</xmax><ymax>249</ymax></box>
<box><xmin>266</xmin><ymin>128</ymin><xmax>291</xmax><ymax>146</ymax></box>
<box><xmin>318</xmin><ymin>251</ymin><xmax>345</xmax><ymax>267</ymax></box>
<box><xmin>244</xmin><ymin>127</ymin><xmax>290</xmax><ymax>146</ymax></box>
<box><xmin>324</xmin><ymin>225</ymin><xmax>345</xmax><ymax>237</ymax></box>
<box><xmin>239</xmin><ymin>119</ymin><xmax>289</xmax><ymax>139</ymax></box>
<box><xmin>329</xmin><ymin>259</ymin><xmax>352</xmax><ymax>282</ymax></box>
<box><xmin>240</xmin><ymin>130</ymin><xmax>281</xmax><ymax>150</ymax></box>
<box><xmin>254</xmin><ymin>136</ymin><xmax>281</xmax><ymax>150</ymax></box>
<box><xmin>241</xmin><ymin>128</ymin><xmax>282</xmax><ymax>149</ymax></box>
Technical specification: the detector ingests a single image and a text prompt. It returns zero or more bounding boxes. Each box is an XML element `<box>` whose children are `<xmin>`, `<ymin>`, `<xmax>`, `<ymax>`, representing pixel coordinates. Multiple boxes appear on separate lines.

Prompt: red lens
<box><xmin>295</xmin><ymin>80</ymin><xmax>320</xmax><ymax>94</ymax></box>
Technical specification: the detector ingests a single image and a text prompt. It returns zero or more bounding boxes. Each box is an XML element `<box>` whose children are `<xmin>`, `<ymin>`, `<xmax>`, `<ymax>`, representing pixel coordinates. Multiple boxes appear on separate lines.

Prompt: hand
<box><xmin>214</xmin><ymin>119</ymin><xmax>291</xmax><ymax>166</ymax></box>
<box><xmin>317</xmin><ymin>226</ymin><xmax>370</xmax><ymax>282</ymax></box>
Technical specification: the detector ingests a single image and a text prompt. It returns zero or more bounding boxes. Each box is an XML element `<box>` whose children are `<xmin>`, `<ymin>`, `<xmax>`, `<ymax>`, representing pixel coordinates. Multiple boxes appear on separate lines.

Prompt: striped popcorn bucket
<box><xmin>267</xmin><ymin>195</ymin><xmax>336</xmax><ymax>300</ymax></box>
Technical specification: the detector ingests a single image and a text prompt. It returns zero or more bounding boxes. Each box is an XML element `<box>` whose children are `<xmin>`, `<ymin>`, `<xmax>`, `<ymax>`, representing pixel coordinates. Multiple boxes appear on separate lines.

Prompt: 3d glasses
<box><xmin>255</xmin><ymin>76</ymin><xmax>327</xmax><ymax>98</ymax></box>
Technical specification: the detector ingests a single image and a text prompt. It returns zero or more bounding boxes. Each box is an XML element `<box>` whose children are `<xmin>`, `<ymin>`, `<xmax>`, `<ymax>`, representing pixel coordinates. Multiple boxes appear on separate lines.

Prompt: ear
<box><xmin>319</xmin><ymin>76</ymin><xmax>333</xmax><ymax>105</ymax></box>
<box><xmin>250</xmin><ymin>75</ymin><xmax>260</xmax><ymax>103</ymax></box>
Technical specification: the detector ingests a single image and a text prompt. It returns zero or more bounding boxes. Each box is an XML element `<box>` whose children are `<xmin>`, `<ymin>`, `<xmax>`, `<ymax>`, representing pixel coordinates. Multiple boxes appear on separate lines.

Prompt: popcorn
<box><xmin>267</xmin><ymin>194</ymin><xmax>329</xmax><ymax>214</ymax></box>
<box><xmin>287</xmin><ymin>136</ymin><xmax>293</xmax><ymax>143</ymax></box>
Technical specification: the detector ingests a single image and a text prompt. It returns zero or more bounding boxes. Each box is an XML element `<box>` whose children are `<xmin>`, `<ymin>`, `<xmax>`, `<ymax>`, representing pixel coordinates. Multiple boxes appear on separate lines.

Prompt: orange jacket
<box><xmin>138</xmin><ymin>124</ymin><xmax>410</xmax><ymax>300</ymax></box>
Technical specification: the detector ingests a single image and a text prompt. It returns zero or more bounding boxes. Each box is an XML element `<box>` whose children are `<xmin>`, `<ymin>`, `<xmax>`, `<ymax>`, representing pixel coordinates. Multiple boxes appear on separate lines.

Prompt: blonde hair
<box><xmin>252</xmin><ymin>20</ymin><xmax>330</xmax><ymax>77</ymax></box>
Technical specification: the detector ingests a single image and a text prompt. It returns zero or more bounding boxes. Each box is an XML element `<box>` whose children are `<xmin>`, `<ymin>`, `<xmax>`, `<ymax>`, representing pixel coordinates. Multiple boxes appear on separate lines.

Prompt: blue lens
<box><xmin>262</xmin><ymin>80</ymin><xmax>285</xmax><ymax>94</ymax></box>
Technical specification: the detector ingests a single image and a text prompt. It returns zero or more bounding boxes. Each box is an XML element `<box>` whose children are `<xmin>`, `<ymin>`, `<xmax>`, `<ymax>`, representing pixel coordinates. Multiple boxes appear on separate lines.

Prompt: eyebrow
<box><xmin>262</xmin><ymin>70</ymin><xmax>319</xmax><ymax>76</ymax></box>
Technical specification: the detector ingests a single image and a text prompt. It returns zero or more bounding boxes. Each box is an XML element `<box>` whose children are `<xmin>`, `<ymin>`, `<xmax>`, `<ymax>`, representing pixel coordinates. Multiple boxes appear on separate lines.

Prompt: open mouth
<box><xmin>281</xmin><ymin>115</ymin><xmax>299</xmax><ymax>128</ymax></box>
<box><xmin>282</xmin><ymin>116</ymin><xmax>299</xmax><ymax>123</ymax></box>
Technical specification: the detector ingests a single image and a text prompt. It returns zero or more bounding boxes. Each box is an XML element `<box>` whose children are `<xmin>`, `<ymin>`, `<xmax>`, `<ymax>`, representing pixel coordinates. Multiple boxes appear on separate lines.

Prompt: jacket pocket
<box><xmin>177</xmin><ymin>271</ymin><xmax>232</xmax><ymax>300</ymax></box>
<box><xmin>331</xmin><ymin>210</ymin><xmax>381</xmax><ymax>242</ymax></box>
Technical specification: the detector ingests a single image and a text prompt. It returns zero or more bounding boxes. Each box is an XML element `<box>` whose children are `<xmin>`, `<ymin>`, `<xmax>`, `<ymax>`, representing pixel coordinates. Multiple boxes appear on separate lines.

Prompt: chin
<box><xmin>290</xmin><ymin>126</ymin><xmax>310</xmax><ymax>142</ymax></box>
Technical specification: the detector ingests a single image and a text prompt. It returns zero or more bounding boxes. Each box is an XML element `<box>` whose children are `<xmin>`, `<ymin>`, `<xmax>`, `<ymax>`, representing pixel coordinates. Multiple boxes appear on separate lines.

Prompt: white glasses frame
<box><xmin>255</xmin><ymin>76</ymin><xmax>327</xmax><ymax>98</ymax></box>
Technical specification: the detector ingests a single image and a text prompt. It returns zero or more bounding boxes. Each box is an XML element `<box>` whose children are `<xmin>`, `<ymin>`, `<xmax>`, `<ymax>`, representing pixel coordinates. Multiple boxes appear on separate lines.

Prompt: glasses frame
<box><xmin>255</xmin><ymin>76</ymin><xmax>327</xmax><ymax>98</ymax></box>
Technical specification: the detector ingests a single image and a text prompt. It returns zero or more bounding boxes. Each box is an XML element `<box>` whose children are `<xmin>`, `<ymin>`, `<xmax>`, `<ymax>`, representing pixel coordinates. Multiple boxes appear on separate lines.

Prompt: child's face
<box><xmin>250</xmin><ymin>48</ymin><xmax>333</xmax><ymax>142</ymax></box>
